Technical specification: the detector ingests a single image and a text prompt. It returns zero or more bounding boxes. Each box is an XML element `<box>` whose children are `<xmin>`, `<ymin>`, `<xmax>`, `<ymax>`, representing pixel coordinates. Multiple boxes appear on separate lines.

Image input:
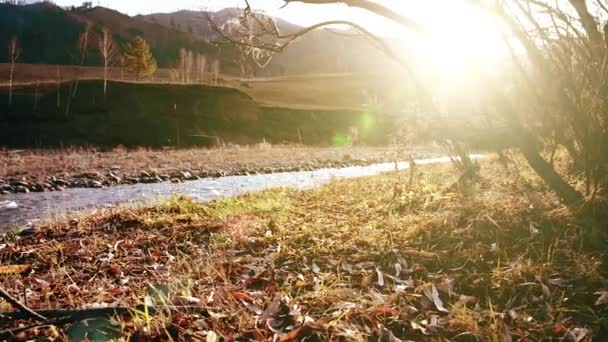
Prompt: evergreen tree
<box><xmin>123</xmin><ymin>36</ymin><xmax>157</xmax><ymax>80</ymax></box>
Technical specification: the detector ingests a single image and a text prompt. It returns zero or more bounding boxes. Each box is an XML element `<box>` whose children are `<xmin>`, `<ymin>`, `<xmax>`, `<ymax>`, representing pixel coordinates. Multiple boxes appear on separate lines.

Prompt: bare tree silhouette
<box><xmin>7</xmin><ymin>36</ymin><xmax>21</xmax><ymax>107</ymax></box>
<box><xmin>98</xmin><ymin>27</ymin><xmax>117</xmax><ymax>100</ymax></box>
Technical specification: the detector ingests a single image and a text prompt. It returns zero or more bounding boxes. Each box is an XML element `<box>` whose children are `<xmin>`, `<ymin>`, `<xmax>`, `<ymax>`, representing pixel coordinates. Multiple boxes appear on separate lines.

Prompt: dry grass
<box><xmin>0</xmin><ymin>158</ymin><xmax>606</xmax><ymax>340</ymax></box>
<box><xmin>0</xmin><ymin>63</ymin><xmax>411</xmax><ymax>110</ymax></box>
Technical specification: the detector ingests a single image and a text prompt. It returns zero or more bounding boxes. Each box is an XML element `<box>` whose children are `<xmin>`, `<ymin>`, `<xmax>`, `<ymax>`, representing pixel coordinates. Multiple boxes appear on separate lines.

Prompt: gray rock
<box><xmin>11</xmin><ymin>180</ymin><xmax>30</xmax><ymax>187</ymax></box>
<box><xmin>89</xmin><ymin>180</ymin><xmax>104</xmax><ymax>188</ymax></box>
<box><xmin>108</xmin><ymin>172</ymin><xmax>121</xmax><ymax>183</ymax></box>
<box><xmin>15</xmin><ymin>186</ymin><xmax>29</xmax><ymax>193</ymax></box>
<box><xmin>80</xmin><ymin>172</ymin><xmax>102</xmax><ymax>179</ymax></box>
<box><xmin>126</xmin><ymin>177</ymin><xmax>139</xmax><ymax>184</ymax></box>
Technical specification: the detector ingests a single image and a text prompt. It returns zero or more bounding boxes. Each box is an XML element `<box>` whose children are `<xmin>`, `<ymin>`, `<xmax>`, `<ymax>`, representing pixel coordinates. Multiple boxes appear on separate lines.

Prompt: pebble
<box><xmin>15</xmin><ymin>186</ymin><xmax>29</xmax><ymax>193</ymax></box>
<box><xmin>89</xmin><ymin>180</ymin><xmax>104</xmax><ymax>188</ymax></box>
<box><xmin>0</xmin><ymin>159</ymin><xmax>386</xmax><ymax>194</ymax></box>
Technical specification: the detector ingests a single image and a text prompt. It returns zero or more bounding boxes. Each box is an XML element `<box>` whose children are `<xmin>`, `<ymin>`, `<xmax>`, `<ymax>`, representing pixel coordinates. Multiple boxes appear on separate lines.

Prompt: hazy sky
<box><xmin>53</xmin><ymin>0</ymin><xmax>364</xmax><ymax>26</ymax></box>
<box><xmin>51</xmin><ymin>0</ymin><xmax>512</xmax><ymax>72</ymax></box>
<box><xmin>51</xmin><ymin>1</ymin><xmax>501</xmax><ymax>37</ymax></box>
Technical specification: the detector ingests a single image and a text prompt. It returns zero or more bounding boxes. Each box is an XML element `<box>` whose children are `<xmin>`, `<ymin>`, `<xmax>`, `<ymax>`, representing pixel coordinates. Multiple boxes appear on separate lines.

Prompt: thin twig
<box><xmin>0</xmin><ymin>305</ymin><xmax>209</xmax><ymax>321</ymax></box>
<box><xmin>0</xmin><ymin>287</ymin><xmax>47</xmax><ymax>322</ymax></box>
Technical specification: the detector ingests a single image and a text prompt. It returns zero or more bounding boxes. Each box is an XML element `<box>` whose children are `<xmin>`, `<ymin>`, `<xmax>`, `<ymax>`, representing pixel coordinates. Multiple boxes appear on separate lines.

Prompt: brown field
<box><xmin>0</xmin><ymin>63</ymin><xmax>411</xmax><ymax>110</ymax></box>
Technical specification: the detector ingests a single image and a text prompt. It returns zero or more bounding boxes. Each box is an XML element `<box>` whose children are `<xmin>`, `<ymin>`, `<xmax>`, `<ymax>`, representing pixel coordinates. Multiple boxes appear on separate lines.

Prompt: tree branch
<box><xmin>0</xmin><ymin>287</ymin><xmax>47</xmax><ymax>322</ymax></box>
<box><xmin>281</xmin><ymin>0</ymin><xmax>425</xmax><ymax>33</ymax></box>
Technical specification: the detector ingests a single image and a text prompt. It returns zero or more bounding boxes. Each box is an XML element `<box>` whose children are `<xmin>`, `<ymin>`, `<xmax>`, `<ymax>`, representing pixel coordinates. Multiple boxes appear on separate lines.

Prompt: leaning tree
<box><xmin>207</xmin><ymin>0</ymin><xmax>608</xmax><ymax>208</ymax></box>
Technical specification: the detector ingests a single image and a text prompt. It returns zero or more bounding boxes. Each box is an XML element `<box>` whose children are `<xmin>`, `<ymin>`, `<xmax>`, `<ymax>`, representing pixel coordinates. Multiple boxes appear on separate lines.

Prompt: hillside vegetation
<box><xmin>0</xmin><ymin>80</ymin><xmax>394</xmax><ymax>147</ymax></box>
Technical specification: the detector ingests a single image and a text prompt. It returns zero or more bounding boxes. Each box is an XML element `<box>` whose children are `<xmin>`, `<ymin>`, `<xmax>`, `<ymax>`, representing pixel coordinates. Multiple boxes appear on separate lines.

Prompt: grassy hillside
<box><xmin>0</xmin><ymin>2</ymin><xmax>83</xmax><ymax>65</ymax></box>
<box><xmin>0</xmin><ymin>80</ymin><xmax>395</xmax><ymax>147</ymax></box>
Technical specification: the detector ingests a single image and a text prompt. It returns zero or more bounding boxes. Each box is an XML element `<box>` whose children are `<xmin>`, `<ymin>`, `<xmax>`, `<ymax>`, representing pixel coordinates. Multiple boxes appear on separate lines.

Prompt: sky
<box><xmin>51</xmin><ymin>1</ymin><xmax>506</xmax><ymax>41</ymax></box>
<box><xmin>53</xmin><ymin>0</ymin><xmax>361</xmax><ymax>26</ymax></box>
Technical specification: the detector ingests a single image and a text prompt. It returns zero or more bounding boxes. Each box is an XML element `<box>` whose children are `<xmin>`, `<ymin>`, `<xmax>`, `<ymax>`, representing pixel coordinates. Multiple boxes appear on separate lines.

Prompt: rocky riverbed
<box><xmin>0</xmin><ymin>145</ymin><xmax>437</xmax><ymax>194</ymax></box>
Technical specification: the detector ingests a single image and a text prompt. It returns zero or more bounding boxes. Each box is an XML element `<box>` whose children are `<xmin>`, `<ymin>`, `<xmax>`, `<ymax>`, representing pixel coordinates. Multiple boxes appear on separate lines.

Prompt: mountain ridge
<box><xmin>0</xmin><ymin>2</ymin><xmax>394</xmax><ymax>76</ymax></box>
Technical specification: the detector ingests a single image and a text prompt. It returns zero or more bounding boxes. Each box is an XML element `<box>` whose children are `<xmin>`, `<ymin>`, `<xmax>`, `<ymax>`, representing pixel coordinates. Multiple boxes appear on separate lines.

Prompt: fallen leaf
<box><xmin>176</xmin><ymin>295</ymin><xmax>201</xmax><ymax>304</ymax></box>
<box><xmin>569</xmin><ymin>327</ymin><xmax>590</xmax><ymax>342</ymax></box>
<box><xmin>594</xmin><ymin>291</ymin><xmax>608</xmax><ymax>306</ymax></box>
<box><xmin>231</xmin><ymin>292</ymin><xmax>254</xmax><ymax>302</ymax></box>
<box><xmin>402</xmin><ymin>249</ymin><xmax>438</xmax><ymax>259</ymax></box>
<box><xmin>376</xmin><ymin>267</ymin><xmax>385</xmax><ymax>287</ymax></box>
<box><xmin>206</xmin><ymin>331</ymin><xmax>219</xmax><ymax>342</ymax></box>
<box><xmin>423</xmin><ymin>284</ymin><xmax>449</xmax><ymax>313</ymax></box>
<box><xmin>0</xmin><ymin>264</ymin><xmax>30</xmax><ymax>275</ymax></box>
<box><xmin>279</xmin><ymin>325</ymin><xmax>313</xmax><ymax>342</ymax></box>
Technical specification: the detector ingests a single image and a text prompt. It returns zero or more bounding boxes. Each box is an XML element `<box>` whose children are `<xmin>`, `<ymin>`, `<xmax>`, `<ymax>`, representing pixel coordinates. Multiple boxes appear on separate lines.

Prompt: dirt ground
<box><xmin>0</xmin><ymin>145</ymin><xmax>438</xmax><ymax>193</ymax></box>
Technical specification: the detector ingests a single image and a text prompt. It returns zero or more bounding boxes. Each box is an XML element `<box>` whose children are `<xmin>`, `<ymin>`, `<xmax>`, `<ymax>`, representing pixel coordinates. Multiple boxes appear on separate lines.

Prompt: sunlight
<box><xmin>402</xmin><ymin>1</ymin><xmax>508</xmax><ymax>78</ymax></box>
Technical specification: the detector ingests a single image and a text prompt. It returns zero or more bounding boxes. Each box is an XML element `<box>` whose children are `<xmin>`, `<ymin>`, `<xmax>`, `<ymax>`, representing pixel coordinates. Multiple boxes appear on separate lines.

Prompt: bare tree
<box><xmin>178</xmin><ymin>48</ymin><xmax>188</xmax><ymax>83</ymax></box>
<box><xmin>78</xmin><ymin>23</ymin><xmax>91</xmax><ymax>65</ymax></box>
<box><xmin>197</xmin><ymin>53</ymin><xmax>207</xmax><ymax>83</ymax></box>
<box><xmin>177</xmin><ymin>48</ymin><xmax>196</xmax><ymax>83</ymax></box>
<box><xmin>73</xmin><ymin>22</ymin><xmax>92</xmax><ymax>98</ymax></box>
<box><xmin>98</xmin><ymin>27</ymin><xmax>116</xmax><ymax>100</ymax></box>
<box><xmin>211</xmin><ymin>59</ymin><xmax>220</xmax><ymax>85</ymax></box>
<box><xmin>185</xmin><ymin>50</ymin><xmax>194</xmax><ymax>83</ymax></box>
<box><xmin>7</xmin><ymin>36</ymin><xmax>21</xmax><ymax>107</ymax></box>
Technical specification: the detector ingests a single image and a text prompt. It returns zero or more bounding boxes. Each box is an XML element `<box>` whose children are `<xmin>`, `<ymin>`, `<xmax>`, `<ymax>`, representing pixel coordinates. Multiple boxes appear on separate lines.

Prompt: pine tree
<box><xmin>123</xmin><ymin>36</ymin><xmax>157</xmax><ymax>80</ymax></box>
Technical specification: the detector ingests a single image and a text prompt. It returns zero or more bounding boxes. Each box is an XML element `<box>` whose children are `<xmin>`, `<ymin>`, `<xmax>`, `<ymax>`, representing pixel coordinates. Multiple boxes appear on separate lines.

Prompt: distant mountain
<box><xmin>0</xmin><ymin>2</ymin><xmax>396</xmax><ymax>76</ymax></box>
<box><xmin>137</xmin><ymin>8</ymin><xmax>301</xmax><ymax>41</ymax></box>
<box><xmin>138</xmin><ymin>8</ymin><xmax>396</xmax><ymax>76</ymax></box>
<box><xmin>0</xmin><ymin>2</ymin><xmax>240</xmax><ymax>71</ymax></box>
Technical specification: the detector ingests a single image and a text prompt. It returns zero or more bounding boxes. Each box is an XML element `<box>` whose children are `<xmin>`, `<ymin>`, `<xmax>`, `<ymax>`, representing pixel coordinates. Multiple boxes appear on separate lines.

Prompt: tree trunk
<box><xmin>8</xmin><ymin>60</ymin><xmax>15</xmax><ymax>106</ymax></box>
<box><xmin>103</xmin><ymin>60</ymin><xmax>108</xmax><ymax>101</ymax></box>
<box><xmin>518</xmin><ymin>137</ymin><xmax>584</xmax><ymax>206</ymax></box>
<box><xmin>568</xmin><ymin>0</ymin><xmax>602</xmax><ymax>47</ymax></box>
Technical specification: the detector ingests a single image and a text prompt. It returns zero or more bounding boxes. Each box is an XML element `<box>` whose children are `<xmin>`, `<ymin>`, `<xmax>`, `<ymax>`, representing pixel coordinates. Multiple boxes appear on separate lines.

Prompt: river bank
<box><xmin>0</xmin><ymin>158</ymin><xmax>605</xmax><ymax>340</ymax></box>
<box><xmin>0</xmin><ymin>145</ymin><xmax>435</xmax><ymax>194</ymax></box>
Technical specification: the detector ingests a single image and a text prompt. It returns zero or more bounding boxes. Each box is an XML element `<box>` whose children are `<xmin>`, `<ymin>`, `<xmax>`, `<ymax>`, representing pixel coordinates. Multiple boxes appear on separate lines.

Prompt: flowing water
<box><xmin>0</xmin><ymin>156</ymin><xmax>483</xmax><ymax>230</ymax></box>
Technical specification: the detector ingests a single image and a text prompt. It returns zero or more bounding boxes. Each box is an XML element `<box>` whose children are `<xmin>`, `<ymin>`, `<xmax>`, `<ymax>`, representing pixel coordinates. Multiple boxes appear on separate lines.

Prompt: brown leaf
<box><xmin>422</xmin><ymin>284</ymin><xmax>449</xmax><ymax>313</ymax></box>
<box><xmin>402</xmin><ymin>249</ymin><xmax>438</xmax><ymax>259</ymax></box>
<box><xmin>594</xmin><ymin>291</ymin><xmax>608</xmax><ymax>306</ymax></box>
<box><xmin>279</xmin><ymin>325</ymin><xmax>313</xmax><ymax>342</ymax></box>
<box><xmin>0</xmin><ymin>264</ymin><xmax>30</xmax><ymax>275</ymax></box>
<box><xmin>231</xmin><ymin>291</ymin><xmax>254</xmax><ymax>302</ymax></box>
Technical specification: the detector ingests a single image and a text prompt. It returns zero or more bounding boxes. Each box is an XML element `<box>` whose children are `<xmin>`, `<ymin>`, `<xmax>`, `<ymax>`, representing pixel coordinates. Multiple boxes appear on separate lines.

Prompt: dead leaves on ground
<box><xmin>0</xmin><ymin>162</ymin><xmax>606</xmax><ymax>340</ymax></box>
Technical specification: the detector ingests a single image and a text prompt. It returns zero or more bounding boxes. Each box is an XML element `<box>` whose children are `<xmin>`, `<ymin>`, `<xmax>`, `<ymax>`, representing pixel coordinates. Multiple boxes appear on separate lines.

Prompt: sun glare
<box><xmin>395</xmin><ymin>1</ymin><xmax>508</xmax><ymax>79</ymax></box>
